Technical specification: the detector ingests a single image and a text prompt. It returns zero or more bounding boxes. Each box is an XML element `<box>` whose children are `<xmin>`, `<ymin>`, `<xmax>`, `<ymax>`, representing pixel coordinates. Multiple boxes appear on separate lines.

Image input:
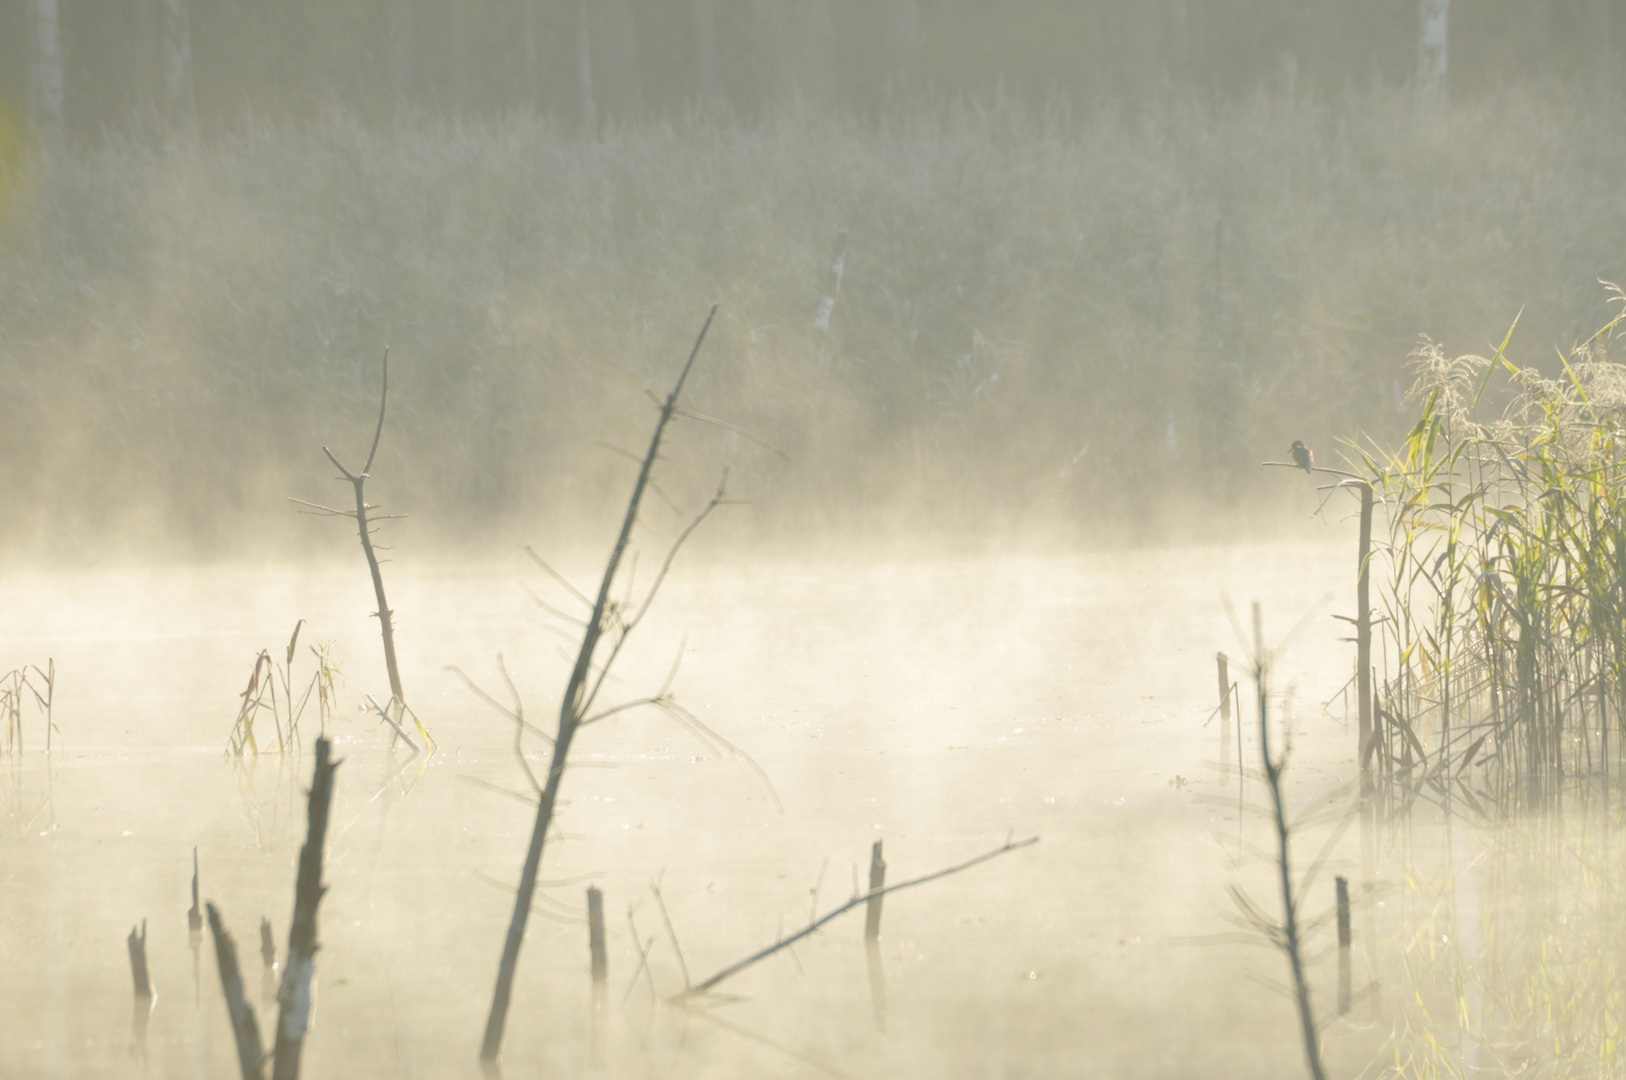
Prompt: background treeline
<box><xmin>3</xmin><ymin>4</ymin><xmax>1626</xmax><ymax>558</ymax></box>
<box><xmin>2</xmin><ymin>1</ymin><xmax>1624</xmax><ymax>134</ymax></box>
<box><xmin>4</xmin><ymin>88</ymin><xmax>1626</xmax><ymax>556</ymax></box>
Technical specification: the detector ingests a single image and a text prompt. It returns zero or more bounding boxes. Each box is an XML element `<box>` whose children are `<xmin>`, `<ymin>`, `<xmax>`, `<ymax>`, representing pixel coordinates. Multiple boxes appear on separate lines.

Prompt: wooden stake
<box><xmin>587</xmin><ymin>885</ymin><xmax>607</xmax><ymax>985</ymax></box>
<box><xmin>127</xmin><ymin>919</ymin><xmax>152</xmax><ymax>1000</ymax></box>
<box><xmin>1336</xmin><ymin>875</ymin><xmax>1351</xmax><ymax>1016</ymax></box>
<box><xmin>864</xmin><ymin>840</ymin><xmax>886</xmax><ymax>943</ymax></box>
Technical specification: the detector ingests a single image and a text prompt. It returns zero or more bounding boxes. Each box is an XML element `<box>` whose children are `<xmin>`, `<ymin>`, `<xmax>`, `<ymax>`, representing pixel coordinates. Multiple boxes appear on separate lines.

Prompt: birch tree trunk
<box><xmin>31</xmin><ymin>0</ymin><xmax>63</xmax><ymax>137</ymax></box>
<box><xmin>1418</xmin><ymin>0</ymin><xmax>1448</xmax><ymax>101</ymax></box>
<box><xmin>694</xmin><ymin>0</ymin><xmax>718</xmax><ymax>110</ymax></box>
<box><xmin>163</xmin><ymin>0</ymin><xmax>195</xmax><ymax>127</ymax></box>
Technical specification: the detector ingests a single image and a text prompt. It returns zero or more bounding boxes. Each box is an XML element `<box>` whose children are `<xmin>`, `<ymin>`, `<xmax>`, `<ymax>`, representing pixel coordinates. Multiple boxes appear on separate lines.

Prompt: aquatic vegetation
<box><xmin>1</xmin><ymin>658</ymin><xmax>54</xmax><ymax>755</ymax></box>
<box><xmin>1356</xmin><ymin>295</ymin><xmax>1626</xmax><ymax>812</ymax></box>
<box><xmin>226</xmin><ymin>621</ymin><xmax>342</xmax><ymax>758</ymax></box>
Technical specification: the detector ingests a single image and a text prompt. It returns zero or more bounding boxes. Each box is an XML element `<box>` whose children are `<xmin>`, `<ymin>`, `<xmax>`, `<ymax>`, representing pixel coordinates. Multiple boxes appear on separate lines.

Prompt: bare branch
<box><xmin>365</xmin><ymin>694</ymin><xmax>420</xmax><ymax>753</ymax></box>
<box><xmin>362</xmin><ymin>347</ymin><xmax>389</xmax><ymax>477</ymax></box>
<box><xmin>523</xmin><ymin>546</ymin><xmax>594</xmax><ymax>611</ymax></box>
<box><xmin>321</xmin><ymin>446</ymin><xmax>358</xmax><ymax>483</ymax></box>
<box><xmin>675</xmin><ymin>409</ymin><xmax>790</xmax><ymax>460</ymax></box>
<box><xmin>286</xmin><ymin>497</ymin><xmax>355</xmax><ymax>517</ymax></box>
<box><xmin>680</xmin><ymin>836</ymin><xmax>1040</xmax><ymax>999</ymax></box>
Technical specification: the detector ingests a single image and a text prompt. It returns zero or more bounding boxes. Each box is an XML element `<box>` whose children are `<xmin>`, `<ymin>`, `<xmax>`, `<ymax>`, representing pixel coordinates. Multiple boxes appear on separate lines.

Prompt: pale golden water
<box><xmin>0</xmin><ymin>537</ymin><xmax>1380</xmax><ymax>1078</ymax></box>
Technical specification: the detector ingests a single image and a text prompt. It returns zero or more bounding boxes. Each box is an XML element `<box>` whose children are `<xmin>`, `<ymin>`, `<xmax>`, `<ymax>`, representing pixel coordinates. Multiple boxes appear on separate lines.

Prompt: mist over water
<box><xmin>4</xmin><ymin>4</ymin><xmax>1626</xmax><ymax>1078</ymax></box>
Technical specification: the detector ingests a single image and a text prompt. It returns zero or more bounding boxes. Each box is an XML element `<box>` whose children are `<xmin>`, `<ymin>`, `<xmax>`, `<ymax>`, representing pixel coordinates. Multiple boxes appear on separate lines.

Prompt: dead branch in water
<box><xmin>478</xmin><ymin>305</ymin><xmax>768</xmax><ymax>1064</ymax></box>
<box><xmin>677</xmin><ymin>834</ymin><xmax>1039</xmax><ymax>1001</ymax></box>
<box><xmin>207</xmin><ymin>902</ymin><xmax>267</xmax><ymax>1080</ymax></box>
<box><xmin>271</xmin><ymin>736</ymin><xmax>340</xmax><ymax>1080</ymax></box>
<box><xmin>290</xmin><ymin>348</ymin><xmax>425</xmax><ymax>747</ymax></box>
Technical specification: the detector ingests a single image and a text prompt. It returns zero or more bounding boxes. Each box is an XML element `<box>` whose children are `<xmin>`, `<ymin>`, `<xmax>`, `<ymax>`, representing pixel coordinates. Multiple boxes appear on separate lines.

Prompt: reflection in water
<box><xmin>128</xmin><ymin>994</ymin><xmax>153</xmax><ymax>1070</ymax></box>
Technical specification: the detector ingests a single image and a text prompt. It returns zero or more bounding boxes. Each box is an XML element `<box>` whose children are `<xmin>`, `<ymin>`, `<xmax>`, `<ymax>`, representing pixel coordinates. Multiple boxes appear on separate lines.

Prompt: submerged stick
<box><xmin>587</xmin><ymin>885</ymin><xmax>608</xmax><ymax>985</ymax></box>
<box><xmin>127</xmin><ymin>919</ymin><xmax>152</xmax><ymax>1000</ymax></box>
<box><xmin>681</xmin><ymin>834</ymin><xmax>1038</xmax><ymax>1000</ymax></box>
<box><xmin>188</xmin><ymin>847</ymin><xmax>203</xmax><ymax>933</ymax></box>
<box><xmin>207</xmin><ymin>902</ymin><xmax>266</xmax><ymax>1080</ymax></box>
<box><xmin>271</xmin><ymin>737</ymin><xmax>340</xmax><ymax>1080</ymax></box>
<box><xmin>864</xmin><ymin>840</ymin><xmax>886</xmax><ymax>943</ymax></box>
<box><xmin>1336</xmin><ymin>875</ymin><xmax>1352</xmax><ymax>1016</ymax></box>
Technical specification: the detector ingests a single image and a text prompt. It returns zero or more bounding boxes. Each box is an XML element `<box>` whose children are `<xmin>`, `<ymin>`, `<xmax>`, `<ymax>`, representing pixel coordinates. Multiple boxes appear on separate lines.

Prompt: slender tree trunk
<box><xmin>30</xmin><ymin>0</ymin><xmax>64</xmax><ymax>138</ymax></box>
<box><xmin>1418</xmin><ymin>0</ymin><xmax>1448</xmax><ymax>101</ymax></box>
<box><xmin>163</xmin><ymin>0</ymin><xmax>195</xmax><ymax>127</ymax></box>
<box><xmin>577</xmin><ymin>0</ymin><xmax>597</xmax><ymax>129</ymax></box>
<box><xmin>694</xmin><ymin>0</ymin><xmax>718</xmax><ymax>110</ymax></box>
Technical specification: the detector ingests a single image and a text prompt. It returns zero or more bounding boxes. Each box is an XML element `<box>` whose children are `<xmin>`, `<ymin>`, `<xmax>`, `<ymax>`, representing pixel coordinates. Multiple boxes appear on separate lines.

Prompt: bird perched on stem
<box><xmin>1290</xmin><ymin>440</ymin><xmax>1314</xmax><ymax>473</ymax></box>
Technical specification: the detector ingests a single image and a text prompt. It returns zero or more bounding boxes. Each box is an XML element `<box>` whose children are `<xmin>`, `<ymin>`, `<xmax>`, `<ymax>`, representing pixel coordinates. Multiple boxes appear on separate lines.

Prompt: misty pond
<box><xmin>1</xmin><ymin>536</ymin><xmax>1393</xmax><ymax>1079</ymax></box>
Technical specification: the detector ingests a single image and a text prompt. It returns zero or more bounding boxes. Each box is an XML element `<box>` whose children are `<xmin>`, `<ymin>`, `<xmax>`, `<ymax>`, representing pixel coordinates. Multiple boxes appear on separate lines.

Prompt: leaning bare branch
<box><xmin>285</xmin><ymin>498</ymin><xmax>355</xmax><ymax>518</ymax></box>
<box><xmin>674</xmin><ymin>409</ymin><xmax>791</xmax><ymax>459</ymax></box>
<box><xmin>364</xmin><ymin>694</ymin><xmax>419</xmax><ymax>754</ymax></box>
<box><xmin>680</xmin><ymin>835</ymin><xmax>1040</xmax><ymax>1000</ymax></box>
<box><xmin>523</xmin><ymin>546</ymin><xmax>594</xmax><ymax>611</ymax></box>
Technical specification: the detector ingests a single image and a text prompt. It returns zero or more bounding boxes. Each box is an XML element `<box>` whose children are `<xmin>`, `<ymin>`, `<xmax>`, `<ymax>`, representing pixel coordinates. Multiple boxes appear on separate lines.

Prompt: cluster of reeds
<box><xmin>7</xmin><ymin>85</ymin><xmax>1626</xmax><ymax>550</ymax></box>
<box><xmin>1355</xmin><ymin>301</ymin><xmax>1626</xmax><ymax>813</ymax></box>
<box><xmin>227</xmin><ymin>621</ymin><xmax>340</xmax><ymax>758</ymax></box>
<box><xmin>1</xmin><ymin>658</ymin><xmax>55</xmax><ymax>754</ymax></box>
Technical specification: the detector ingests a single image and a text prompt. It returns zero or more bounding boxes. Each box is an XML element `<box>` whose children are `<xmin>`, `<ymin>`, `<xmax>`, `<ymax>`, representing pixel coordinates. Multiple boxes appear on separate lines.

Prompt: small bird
<box><xmin>1290</xmin><ymin>440</ymin><xmax>1314</xmax><ymax>473</ymax></box>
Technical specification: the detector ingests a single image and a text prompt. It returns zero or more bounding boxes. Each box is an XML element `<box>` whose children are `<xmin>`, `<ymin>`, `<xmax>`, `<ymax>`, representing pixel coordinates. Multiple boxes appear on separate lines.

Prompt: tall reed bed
<box><xmin>1358</xmin><ymin>301</ymin><xmax>1626</xmax><ymax>813</ymax></box>
<box><xmin>5</xmin><ymin>86</ymin><xmax>1626</xmax><ymax>551</ymax></box>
